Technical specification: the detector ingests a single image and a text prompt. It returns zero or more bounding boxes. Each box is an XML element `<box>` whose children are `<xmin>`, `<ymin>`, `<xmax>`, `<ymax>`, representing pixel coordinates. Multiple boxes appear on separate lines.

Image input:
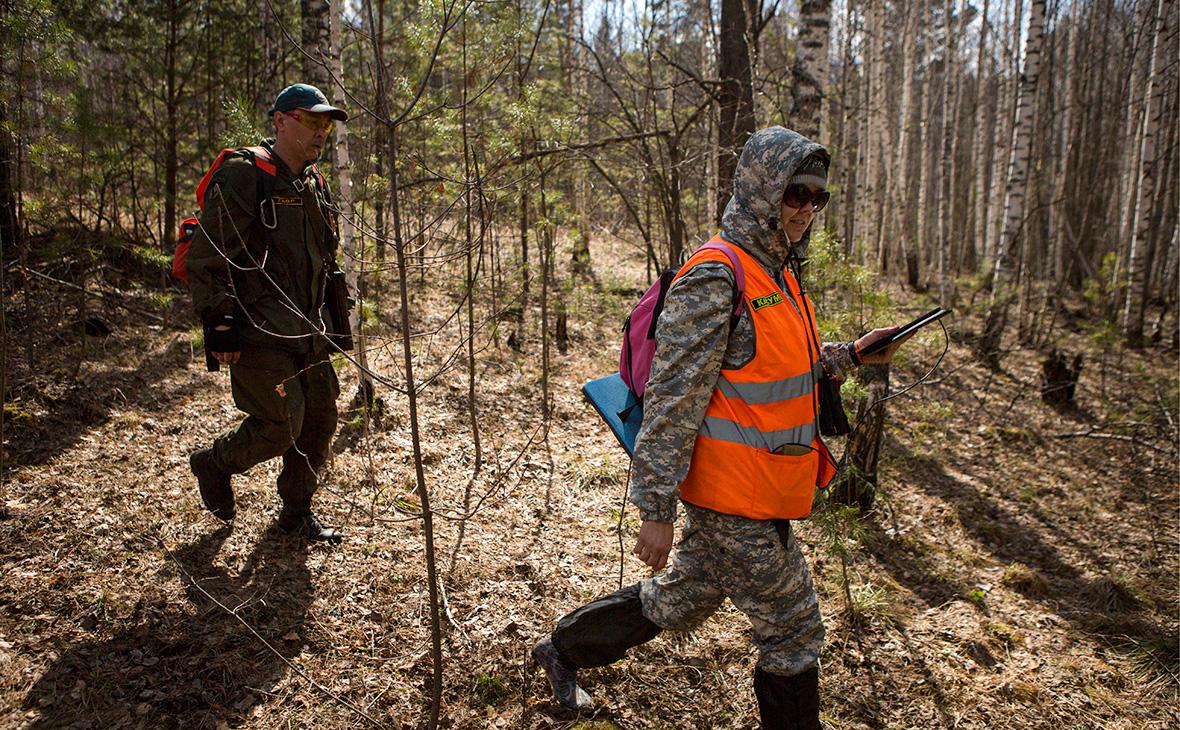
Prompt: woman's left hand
<box><xmin>855</xmin><ymin>326</ymin><xmax>911</xmax><ymax>364</ymax></box>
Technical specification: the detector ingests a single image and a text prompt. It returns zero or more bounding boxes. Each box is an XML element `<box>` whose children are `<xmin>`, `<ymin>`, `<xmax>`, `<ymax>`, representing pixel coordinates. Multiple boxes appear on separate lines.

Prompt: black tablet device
<box><xmin>859</xmin><ymin>307</ymin><xmax>952</xmax><ymax>356</ymax></box>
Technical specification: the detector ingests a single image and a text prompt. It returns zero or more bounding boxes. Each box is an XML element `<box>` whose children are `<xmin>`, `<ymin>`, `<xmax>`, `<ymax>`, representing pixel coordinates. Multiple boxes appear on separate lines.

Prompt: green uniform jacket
<box><xmin>187</xmin><ymin>141</ymin><xmax>339</xmax><ymax>356</ymax></box>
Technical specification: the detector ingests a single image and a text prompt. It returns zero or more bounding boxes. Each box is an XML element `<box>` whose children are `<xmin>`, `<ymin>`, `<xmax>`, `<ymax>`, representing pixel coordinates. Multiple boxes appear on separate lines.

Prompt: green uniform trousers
<box><xmin>211</xmin><ymin>347</ymin><xmax>339</xmax><ymax>512</ymax></box>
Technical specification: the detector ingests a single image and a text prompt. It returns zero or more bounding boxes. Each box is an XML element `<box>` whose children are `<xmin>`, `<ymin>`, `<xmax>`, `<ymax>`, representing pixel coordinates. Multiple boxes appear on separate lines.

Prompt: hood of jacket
<box><xmin>720</xmin><ymin>126</ymin><xmax>829</xmax><ymax>272</ymax></box>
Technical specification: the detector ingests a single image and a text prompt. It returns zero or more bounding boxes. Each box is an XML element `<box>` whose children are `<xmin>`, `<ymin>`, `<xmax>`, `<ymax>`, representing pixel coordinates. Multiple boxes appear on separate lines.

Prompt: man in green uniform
<box><xmin>186</xmin><ymin>83</ymin><xmax>349</xmax><ymax>543</ymax></box>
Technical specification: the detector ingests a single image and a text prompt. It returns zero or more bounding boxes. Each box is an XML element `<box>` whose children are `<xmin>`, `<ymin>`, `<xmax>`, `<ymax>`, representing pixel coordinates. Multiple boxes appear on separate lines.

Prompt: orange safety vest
<box><xmin>676</xmin><ymin>235</ymin><xmax>836</xmax><ymax>520</ymax></box>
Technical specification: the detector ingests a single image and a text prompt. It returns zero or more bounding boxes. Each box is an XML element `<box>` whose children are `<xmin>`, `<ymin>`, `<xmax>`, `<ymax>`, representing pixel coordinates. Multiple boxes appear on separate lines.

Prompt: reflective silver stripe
<box><xmin>699</xmin><ymin>416</ymin><xmax>816</xmax><ymax>451</ymax></box>
<box><xmin>716</xmin><ymin>369</ymin><xmax>816</xmax><ymax>405</ymax></box>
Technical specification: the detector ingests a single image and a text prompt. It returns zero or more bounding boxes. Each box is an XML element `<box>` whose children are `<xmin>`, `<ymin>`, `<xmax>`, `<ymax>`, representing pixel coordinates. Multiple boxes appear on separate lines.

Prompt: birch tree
<box><xmin>301</xmin><ymin>0</ymin><xmax>331</xmax><ymax>89</ymax></box>
<box><xmin>978</xmin><ymin>0</ymin><xmax>1046</xmax><ymax>366</ymax></box>
<box><xmin>791</xmin><ymin>0</ymin><xmax>831</xmax><ymax>142</ymax></box>
<box><xmin>1123</xmin><ymin>0</ymin><xmax>1173</xmax><ymax>346</ymax></box>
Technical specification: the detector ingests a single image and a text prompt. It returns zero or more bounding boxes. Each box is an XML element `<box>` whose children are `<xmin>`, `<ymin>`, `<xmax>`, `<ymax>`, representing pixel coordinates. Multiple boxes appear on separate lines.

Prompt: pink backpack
<box><xmin>619</xmin><ymin>240</ymin><xmax>747</xmax><ymax>400</ymax></box>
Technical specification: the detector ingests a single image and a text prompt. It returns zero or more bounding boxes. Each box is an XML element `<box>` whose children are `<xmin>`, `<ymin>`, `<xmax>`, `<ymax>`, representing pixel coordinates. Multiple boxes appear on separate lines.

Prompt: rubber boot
<box><xmin>190</xmin><ymin>448</ymin><xmax>235</xmax><ymax>521</ymax></box>
<box><xmin>754</xmin><ymin>665</ymin><xmax>820</xmax><ymax>730</ymax></box>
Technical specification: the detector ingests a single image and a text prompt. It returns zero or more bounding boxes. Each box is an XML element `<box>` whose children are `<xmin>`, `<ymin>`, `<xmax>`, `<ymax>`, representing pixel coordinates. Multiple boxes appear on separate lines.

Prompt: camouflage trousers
<box><xmin>210</xmin><ymin>346</ymin><xmax>339</xmax><ymax>512</ymax></box>
<box><xmin>639</xmin><ymin>503</ymin><xmax>825</xmax><ymax>676</ymax></box>
<box><xmin>551</xmin><ymin>504</ymin><xmax>824</xmax><ymax>677</ymax></box>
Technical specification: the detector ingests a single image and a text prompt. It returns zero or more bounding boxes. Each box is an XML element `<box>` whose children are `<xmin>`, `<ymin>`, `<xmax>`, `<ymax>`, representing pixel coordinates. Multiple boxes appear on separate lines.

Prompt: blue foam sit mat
<box><xmin>582</xmin><ymin>373</ymin><xmax>643</xmax><ymax>457</ymax></box>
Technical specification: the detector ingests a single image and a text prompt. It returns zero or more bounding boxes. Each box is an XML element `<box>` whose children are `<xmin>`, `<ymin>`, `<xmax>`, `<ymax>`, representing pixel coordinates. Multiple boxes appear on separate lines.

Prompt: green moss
<box><xmin>472</xmin><ymin>673</ymin><xmax>511</xmax><ymax>707</ymax></box>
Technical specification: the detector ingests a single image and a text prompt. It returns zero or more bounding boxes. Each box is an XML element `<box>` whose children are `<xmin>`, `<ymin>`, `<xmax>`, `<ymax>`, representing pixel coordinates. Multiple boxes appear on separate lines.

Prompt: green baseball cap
<box><xmin>267</xmin><ymin>83</ymin><xmax>348</xmax><ymax>121</ymax></box>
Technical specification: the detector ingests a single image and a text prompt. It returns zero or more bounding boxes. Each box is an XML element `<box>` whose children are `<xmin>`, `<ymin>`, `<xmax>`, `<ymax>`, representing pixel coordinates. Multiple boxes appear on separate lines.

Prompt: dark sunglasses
<box><xmin>783</xmin><ymin>184</ymin><xmax>830</xmax><ymax>212</ymax></box>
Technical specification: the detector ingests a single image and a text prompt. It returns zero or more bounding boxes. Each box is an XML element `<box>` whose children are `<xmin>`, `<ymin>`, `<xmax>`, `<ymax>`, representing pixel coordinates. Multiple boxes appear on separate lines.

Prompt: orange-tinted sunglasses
<box><xmin>286</xmin><ymin>110</ymin><xmax>334</xmax><ymax>135</ymax></box>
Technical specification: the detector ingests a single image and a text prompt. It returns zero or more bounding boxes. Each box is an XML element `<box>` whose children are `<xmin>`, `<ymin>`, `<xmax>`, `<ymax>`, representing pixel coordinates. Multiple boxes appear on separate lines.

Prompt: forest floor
<box><xmin>1</xmin><ymin>231</ymin><xmax>1177</xmax><ymax>730</ymax></box>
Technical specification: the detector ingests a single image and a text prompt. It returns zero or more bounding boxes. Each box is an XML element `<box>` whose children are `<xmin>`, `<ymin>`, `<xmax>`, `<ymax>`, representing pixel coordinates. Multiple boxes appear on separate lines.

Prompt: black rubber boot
<box><xmin>276</xmin><ymin>509</ymin><xmax>343</xmax><ymax>544</ymax></box>
<box><xmin>190</xmin><ymin>448</ymin><xmax>235</xmax><ymax>521</ymax></box>
<box><xmin>754</xmin><ymin>665</ymin><xmax>820</xmax><ymax>730</ymax></box>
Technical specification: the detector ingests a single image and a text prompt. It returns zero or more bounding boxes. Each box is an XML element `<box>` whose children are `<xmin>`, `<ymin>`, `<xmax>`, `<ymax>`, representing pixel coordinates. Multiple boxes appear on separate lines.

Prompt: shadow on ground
<box><xmin>22</xmin><ymin>526</ymin><xmax>314</xmax><ymax>729</ymax></box>
<box><xmin>867</xmin><ymin>436</ymin><xmax>1174</xmax><ymax>670</ymax></box>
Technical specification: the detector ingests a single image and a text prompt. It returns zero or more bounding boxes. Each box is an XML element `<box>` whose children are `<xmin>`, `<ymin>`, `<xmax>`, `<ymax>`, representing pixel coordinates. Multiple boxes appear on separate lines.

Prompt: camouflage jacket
<box><xmin>186</xmin><ymin>140</ymin><xmax>338</xmax><ymax>354</ymax></box>
<box><xmin>629</xmin><ymin>127</ymin><xmax>855</xmax><ymax>523</ymax></box>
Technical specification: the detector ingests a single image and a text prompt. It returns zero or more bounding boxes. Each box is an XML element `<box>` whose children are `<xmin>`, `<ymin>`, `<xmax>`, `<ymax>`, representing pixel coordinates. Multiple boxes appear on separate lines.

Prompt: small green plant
<box><xmin>190</xmin><ymin>325</ymin><xmax>205</xmax><ymax>351</ymax></box>
<box><xmin>357</xmin><ymin>297</ymin><xmax>378</xmax><ymax>329</ymax></box>
<box><xmin>472</xmin><ymin>674</ymin><xmax>511</xmax><ymax>707</ymax></box>
<box><xmin>221</xmin><ymin>95</ymin><xmax>265</xmax><ymax>149</ymax></box>
<box><xmin>3</xmin><ymin>402</ymin><xmax>35</xmax><ymax>426</ymax></box>
<box><xmin>966</xmin><ymin>588</ymin><xmax>987</xmax><ymax>605</ymax></box>
<box><xmin>131</xmin><ymin>244</ymin><xmax>171</xmax><ymax>270</ymax></box>
<box><xmin>851</xmin><ymin>580</ymin><xmax>901</xmax><ymax>628</ymax></box>
<box><xmin>145</xmin><ymin>292</ymin><xmax>173</xmax><ymax>310</ymax></box>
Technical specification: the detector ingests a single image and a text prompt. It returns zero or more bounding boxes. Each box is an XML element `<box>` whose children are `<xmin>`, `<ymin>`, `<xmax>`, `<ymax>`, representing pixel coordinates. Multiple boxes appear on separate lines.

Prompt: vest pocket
<box><xmin>751</xmin><ymin>447</ymin><xmax>819</xmax><ymax>519</ymax></box>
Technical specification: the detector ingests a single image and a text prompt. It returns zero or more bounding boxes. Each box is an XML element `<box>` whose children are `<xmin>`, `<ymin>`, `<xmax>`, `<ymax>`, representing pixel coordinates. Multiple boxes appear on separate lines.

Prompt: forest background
<box><xmin>0</xmin><ymin>0</ymin><xmax>1178</xmax><ymax>728</ymax></box>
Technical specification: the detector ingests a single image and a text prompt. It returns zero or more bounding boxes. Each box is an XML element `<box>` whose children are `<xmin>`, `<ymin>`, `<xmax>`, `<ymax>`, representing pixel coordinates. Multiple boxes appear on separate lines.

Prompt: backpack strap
<box><xmin>241</xmin><ymin>147</ymin><xmax>278</xmax><ymax>233</ymax></box>
<box><xmin>696</xmin><ymin>240</ymin><xmax>747</xmax><ymax>328</ymax></box>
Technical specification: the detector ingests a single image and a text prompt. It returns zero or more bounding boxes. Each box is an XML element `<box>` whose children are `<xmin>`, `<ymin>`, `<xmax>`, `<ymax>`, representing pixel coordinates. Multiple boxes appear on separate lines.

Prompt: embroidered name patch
<box><xmin>273</xmin><ymin>195</ymin><xmax>303</xmax><ymax>206</ymax></box>
<box><xmin>752</xmin><ymin>292</ymin><xmax>784</xmax><ymax>310</ymax></box>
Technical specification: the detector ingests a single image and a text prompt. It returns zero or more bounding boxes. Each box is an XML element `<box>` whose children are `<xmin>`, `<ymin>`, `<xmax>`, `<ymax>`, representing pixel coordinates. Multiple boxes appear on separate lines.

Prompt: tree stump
<box><xmin>1041</xmin><ymin>348</ymin><xmax>1083</xmax><ymax>408</ymax></box>
<box><xmin>830</xmin><ymin>363</ymin><xmax>890</xmax><ymax>510</ymax></box>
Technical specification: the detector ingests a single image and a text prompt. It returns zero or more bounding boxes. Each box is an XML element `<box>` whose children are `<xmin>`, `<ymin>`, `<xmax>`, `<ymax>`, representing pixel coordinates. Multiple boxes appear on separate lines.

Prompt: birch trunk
<box><xmin>867</xmin><ymin>0</ymin><xmax>889</xmax><ymax>270</ymax></box>
<box><xmin>978</xmin><ymin>0</ymin><xmax>1045</xmax><ymax>365</ymax></box>
<box><xmin>1123</xmin><ymin>0</ymin><xmax>1173</xmax><ymax>346</ymax></box>
<box><xmin>936</xmin><ymin>0</ymin><xmax>960</xmax><ymax>302</ymax></box>
<box><xmin>301</xmin><ymin>0</ymin><xmax>331</xmax><ymax>89</ymax></box>
<box><xmin>330</xmin><ymin>0</ymin><xmax>374</xmax><ymax>405</ymax></box>
<box><xmin>894</xmin><ymin>1</ymin><xmax>922</xmax><ymax>285</ymax></box>
<box><xmin>1051</xmin><ymin>0</ymin><xmax>1081</xmax><ymax>283</ymax></box>
<box><xmin>1113</xmin><ymin>0</ymin><xmax>1153</xmax><ymax>310</ymax></box>
<box><xmin>970</xmin><ymin>0</ymin><xmax>992</xmax><ymax>273</ymax></box>
<box><xmin>792</xmin><ymin>1</ymin><xmax>831</xmax><ymax>142</ymax></box>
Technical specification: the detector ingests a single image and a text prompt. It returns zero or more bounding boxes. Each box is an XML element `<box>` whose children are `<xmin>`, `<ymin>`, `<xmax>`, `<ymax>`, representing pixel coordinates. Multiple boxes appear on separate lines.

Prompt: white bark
<box><xmin>330</xmin><ymin>0</ymin><xmax>371</xmax><ymax>392</ymax></box>
<box><xmin>970</xmin><ymin>0</ymin><xmax>992</xmax><ymax>272</ymax></box>
<box><xmin>979</xmin><ymin>0</ymin><xmax>1046</xmax><ymax>362</ymax></box>
<box><xmin>1123</xmin><ymin>0</ymin><xmax>1173</xmax><ymax>345</ymax></box>
<box><xmin>792</xmin><ymin>1</ymin><xmax>831</xmax><ymax>142</ymax></box>
<box><xmin>302</xmin><ymin>0</ymin><xmax>332</xmax><ymax>90</ymax></box>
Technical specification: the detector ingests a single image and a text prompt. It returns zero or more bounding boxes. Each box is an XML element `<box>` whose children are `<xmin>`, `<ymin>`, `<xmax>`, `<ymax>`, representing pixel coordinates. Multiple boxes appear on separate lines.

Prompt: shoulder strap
<box><xmin>695</xmin><ymin>240</ymin><xmax>747</xmax><ymax>323</ymax></box>
<box><xmin>242</xmin><ymin>147</ymin><xmax>278</xmax><ymax>234</ymax></box>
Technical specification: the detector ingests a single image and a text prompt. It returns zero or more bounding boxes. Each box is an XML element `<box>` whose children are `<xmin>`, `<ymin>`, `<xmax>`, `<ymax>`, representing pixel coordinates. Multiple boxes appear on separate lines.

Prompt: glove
<box><xmin>204</xmin><ymin>314</ymin><xmax>241</xmax><ymax>353</ymax></box>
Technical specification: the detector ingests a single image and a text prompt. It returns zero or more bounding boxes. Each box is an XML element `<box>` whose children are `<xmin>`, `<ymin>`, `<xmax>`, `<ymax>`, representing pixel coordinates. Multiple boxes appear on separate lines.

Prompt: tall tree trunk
<box><xmin>792</xmin><ymin>1</ymin><xmax>831</xmax><ymax>142</ymax></box>
<box><xmin>364</xmin><ymin>0</ymin><xmax>443</xmax><ymax>723</ymax></box>
<box><xmin>0</xmin><ymin>100</ymin><xmax>18</xmax><ymax>250</ymax></box>
<box><xmin>717</xmin><ymin>0</ymin><xmax>758</xmax><ymax>221</ymax></box>
<box><xmin>936</xmin><ymin>0</ymin><xmax>960</xmax><ymax>302</ymax></box>
<box><xmin>1116</xmin><ymin>0</ymin><xmax>1154</xmax><ymax>295</ymax></box>
<box><xmin>978</xmin><ymin>0</ymin><xmax>1046</xmax><ymax>366</ymax></box>
<box><xmin>970</xmin><ymin>0</ymin><xmax>993</xmax><ymax>274</ymax></box>
<box><xmin>988</xmin><ymin>0</ymin><xmax>1023</xmax><ymax>268</ymax></box>
<box><xmin>1123</xmin><ymin>0</ymin><xmax>1172</xmax><ymax>346</ymax></box>
<box><xmin>329</xmin><ymin>0</ymin><xmax>374</xmax><ymax>405</ymax></box>
<box><xmin>893</xmin><ymin>0</ymin><xmax>921</xmax><ymax>284</ymax></box>
<box><xmin>301</xmin><ymin>0</ymin><xmax>332</xmax><ymax>90</ymax></box>
<box><xmin>1051</xmin><ymin>0</ymin><xmax>1081</xmax><ymax>284</ymax></box>
<box><xmin>867</xmin><ymin>0</ymin><xmax>889</xmax><ymax>272</ymax></box>
<box><xmin>164</xmin><ymin>0</ymin><xmax>180</xmax><ymax>252</ymax></box>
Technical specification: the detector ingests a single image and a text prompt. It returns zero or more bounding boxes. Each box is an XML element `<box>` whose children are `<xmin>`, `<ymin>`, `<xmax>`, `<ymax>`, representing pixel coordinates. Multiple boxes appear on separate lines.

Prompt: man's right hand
<box><xmin>633</xmin><ymin>520</ymin><xmax>674</xmax><ymax>571</ymax></box>
<box><xmin>205</xmin><ymin>315</ymin><xmax>241</xmax><ymax>365</ymax></box>
<box><xmin>211</xmin><ymin>327</ymin><xmax>240</xmax><ymax>365</ymax></box>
